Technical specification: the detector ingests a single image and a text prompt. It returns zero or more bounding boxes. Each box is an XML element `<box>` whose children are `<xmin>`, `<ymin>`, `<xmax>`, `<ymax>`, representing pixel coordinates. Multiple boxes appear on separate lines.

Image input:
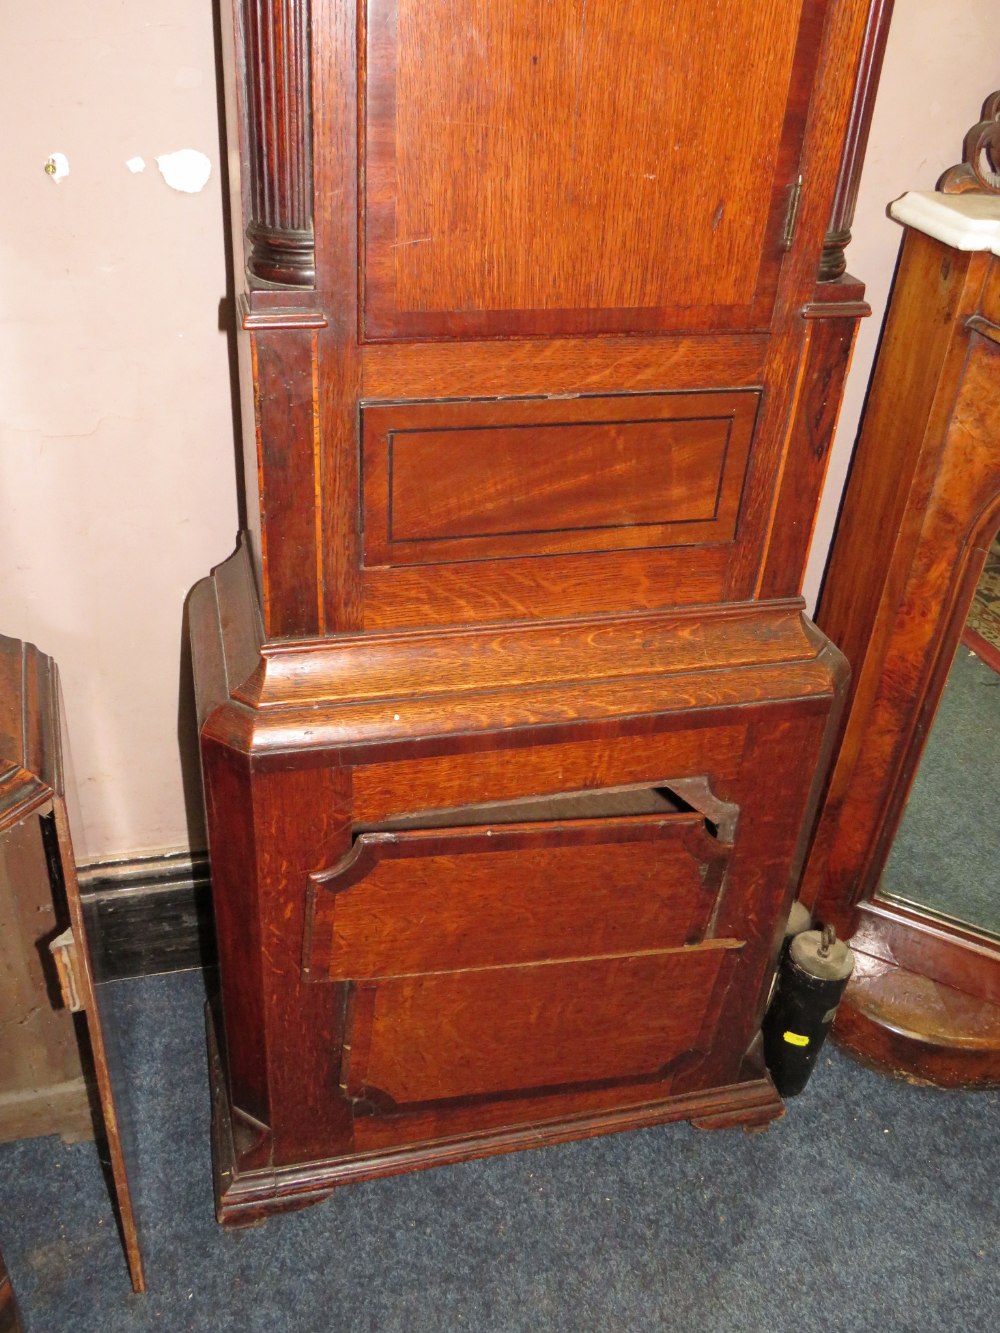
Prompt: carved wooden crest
<box><xmin>939</xmin><ymin>91</ymin><xmax>1000</xmax><ymax>194</ymax></box>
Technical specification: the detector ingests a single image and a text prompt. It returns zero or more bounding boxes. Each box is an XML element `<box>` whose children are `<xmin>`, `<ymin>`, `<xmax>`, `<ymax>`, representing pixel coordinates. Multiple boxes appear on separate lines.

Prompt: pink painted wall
<box><xmin>0</xmin><ymin>6</ymin><xmax>237</xmax><ymax>860</ymax></box>
<box><xmin>804</xmin><ymin>4</ymin><xmax>1000</xmax><ymax>608</ymax></box>
<box><xmin>0</xmin><ymin>2</ymin><xmax>995</xmax><ymax>862</ymax></box>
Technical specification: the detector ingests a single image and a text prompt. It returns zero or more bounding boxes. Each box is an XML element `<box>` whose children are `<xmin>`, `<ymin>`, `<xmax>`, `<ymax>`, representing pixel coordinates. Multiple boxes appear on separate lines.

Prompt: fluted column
<box><xmin>819</xmin><ymin>0</ymin><xmax>894</xmax><ymax>281</ymax></box>
<box><xmin>241</xmin><ymin>0</ymin><xmax>315</xmax><ymax>287</ymax></box>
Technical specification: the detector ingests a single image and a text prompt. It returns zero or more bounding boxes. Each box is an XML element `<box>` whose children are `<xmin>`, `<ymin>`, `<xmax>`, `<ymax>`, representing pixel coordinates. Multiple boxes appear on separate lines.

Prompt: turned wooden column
<box><xmin>819</xmin><ymin>0</ymin><xmax>895</xmax><ymax>282</ymax></box>
<box><xmin>758</xmin><ymin>0</ymin><xmax>895</xmax><ymax>598</ymax></box>
<box><xmin>239</xmin><ymin>0</ymin><xmax>315</xmax><ymax>287</ymax></box>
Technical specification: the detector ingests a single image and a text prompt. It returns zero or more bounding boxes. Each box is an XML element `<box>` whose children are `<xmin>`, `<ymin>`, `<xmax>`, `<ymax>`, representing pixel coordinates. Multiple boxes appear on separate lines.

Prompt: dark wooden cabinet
<box><xmin>1</xmin><ymin>637</ymin><xmax>92</xmax><ymax>1149</ymax></box>
<box><xmin>192</xmin><ymin>0</ymin><xmax>892</xmax><ymax>1224</ymax></box>
<box><xmin>800</xmin><ymin>145</ymin><xmax>1000</xmax><ymax>1087</ymax></box>
<box><xmin>0</xmin><ymin>635</ymin><xmax>144</xmax><ymax>1291</ymax></box>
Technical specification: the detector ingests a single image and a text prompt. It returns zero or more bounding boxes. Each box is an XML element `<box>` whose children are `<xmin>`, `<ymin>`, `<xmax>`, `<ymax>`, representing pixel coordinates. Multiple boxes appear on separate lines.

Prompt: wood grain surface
<box><xmin>342</xmin><ymin>944</ymin><xmax>743</xmax><ymax>1107</ymax></box>
<box><xmin>307</xmin><ymin>813</ymin><xmax>728</xmax><ymax>980</ymax></box>
<box><xmin>364</xmin><ymin>0</ymin><xmax>816</xmax><ymax>338</ymax></box>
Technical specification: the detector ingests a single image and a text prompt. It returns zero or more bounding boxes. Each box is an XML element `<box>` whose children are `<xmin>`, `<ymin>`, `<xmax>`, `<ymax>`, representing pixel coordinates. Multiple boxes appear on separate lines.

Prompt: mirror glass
<box><xmin>877</xmin><ymin>537</ymin><xmax>1000</xmax><ymax>939</ymax></box>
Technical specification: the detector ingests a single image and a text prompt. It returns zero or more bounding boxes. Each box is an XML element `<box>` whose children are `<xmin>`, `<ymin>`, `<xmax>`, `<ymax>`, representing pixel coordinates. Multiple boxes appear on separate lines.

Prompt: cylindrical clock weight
<box><xmin>763</xmin><ymin>926</ymin><xmax>855</xmax><ymax>1097</ymax></box>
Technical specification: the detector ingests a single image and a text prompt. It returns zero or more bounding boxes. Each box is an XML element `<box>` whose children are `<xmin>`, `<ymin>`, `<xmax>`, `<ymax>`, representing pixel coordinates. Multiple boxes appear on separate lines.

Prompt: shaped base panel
<box><xmin>207</xmin><ymin>1002</ymin><xmax>783</xmax><ymax>1227</ymax></box>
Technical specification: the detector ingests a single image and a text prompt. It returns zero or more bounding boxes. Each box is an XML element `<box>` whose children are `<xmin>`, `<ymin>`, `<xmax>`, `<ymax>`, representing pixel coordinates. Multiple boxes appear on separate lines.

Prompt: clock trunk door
<box><xmin>315</xmin><ymin>0</ymin><xmax>838</xmax><ymax>631</ymax></box>
<box><xmin>361</xmin><ymin>0</ymin><xmax>822</xmax><ymax>341</ymax></box>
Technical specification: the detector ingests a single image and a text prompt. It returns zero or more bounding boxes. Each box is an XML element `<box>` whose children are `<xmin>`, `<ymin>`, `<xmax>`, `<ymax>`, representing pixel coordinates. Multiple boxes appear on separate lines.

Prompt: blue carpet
<box><xmin>0</xmin><ymin>968</ymin><xmax>998</xmax><ymax>1332</ymax></box>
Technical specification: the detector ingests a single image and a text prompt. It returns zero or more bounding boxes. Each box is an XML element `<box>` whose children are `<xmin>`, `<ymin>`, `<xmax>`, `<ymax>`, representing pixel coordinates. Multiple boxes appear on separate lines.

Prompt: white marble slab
<box><xmin>890</xmin><ymin>190</ymin><xmax>1000</xmax><ymax>256</ymax></box>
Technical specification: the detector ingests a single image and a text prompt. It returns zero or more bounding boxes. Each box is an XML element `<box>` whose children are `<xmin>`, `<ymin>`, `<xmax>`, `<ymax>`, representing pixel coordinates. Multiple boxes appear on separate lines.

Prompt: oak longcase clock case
<box><xmin>191</xmin><ymin>0</ymin><xmax>893</xmax><ymax>1224</ymax></box>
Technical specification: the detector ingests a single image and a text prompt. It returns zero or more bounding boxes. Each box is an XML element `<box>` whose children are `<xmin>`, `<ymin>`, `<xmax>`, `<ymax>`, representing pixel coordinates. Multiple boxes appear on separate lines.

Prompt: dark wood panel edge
<box><xmin>80</xmin><ymin>853</ymin><xmax>215</xmax><ymax>982</ymax></box>
<box><xmin>1</xmin><ymin>637</ymin><xmax>146</xmax><ymax>1288</ymax></box>
<box><xmin>51</xmin><ymin>794</ymin><xmax>146</xmax><ymax>1291</ymax></box>
<box><xmin>803</xmin><ymin>299</ymin><xmax>871</xmax><ymax>320</ymax></box>
<box><xmin>1</xmin><ymin>636</ymin><xmax>57</xmax><ymax>830</ymax></box>
<box><xmin>239</xmin><ymin>292</ymin><xmax>327</xmax><ymax>330</ymax></box>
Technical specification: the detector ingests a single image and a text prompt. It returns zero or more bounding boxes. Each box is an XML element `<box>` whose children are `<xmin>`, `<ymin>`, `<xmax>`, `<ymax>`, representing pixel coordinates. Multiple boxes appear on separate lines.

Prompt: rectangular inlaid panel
<box><xmin>363</xmin><ymin>0</ymin><xmax>817</xmax><ymax>339</ymax></box>
<box><xmin>362</xmin><ymin>390</ymin><xmax>759</xmax><ymax>566</ymax></box>
<box><xmin>341</xmin><ymin>943</ymin><xmax>742</xmax><ymax>1107</ymax></box>
<box><xmin>306</xmin><ymin>813</ymin><xmax>730</xmax><ymax>981</ymax></box>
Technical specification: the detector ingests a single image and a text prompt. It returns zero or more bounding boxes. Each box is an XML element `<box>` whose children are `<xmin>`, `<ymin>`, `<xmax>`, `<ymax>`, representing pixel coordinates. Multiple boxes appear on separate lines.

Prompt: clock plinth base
<box><xmin>192</xmin><ymin>544</ymin><xmax>844</xmax><ymax>1225</ymax></box>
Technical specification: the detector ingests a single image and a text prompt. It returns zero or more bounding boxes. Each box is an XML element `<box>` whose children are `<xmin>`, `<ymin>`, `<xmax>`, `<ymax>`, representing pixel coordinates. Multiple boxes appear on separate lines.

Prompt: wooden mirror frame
<box><xmin>799</xmin><ymin>107</ymin><xmax>1000</xmax><ymax>1086</ymax></box>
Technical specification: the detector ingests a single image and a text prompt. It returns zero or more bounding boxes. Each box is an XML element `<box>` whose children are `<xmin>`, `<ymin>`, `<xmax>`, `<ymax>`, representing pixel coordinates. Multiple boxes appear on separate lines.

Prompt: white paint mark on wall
<box><xmin>44</xmin><ymin>152</ymin><xmax>70</xmax><ymax>183</ymax></box>
<box><xmin>125</xmin><ymin>156</ymin><xmax>146</xmax><ymax>174</ymax></box>
<box><xmin>155</xmin><ymin>149</ymin><xmax>211</xmax><ymax>194</ymax></box>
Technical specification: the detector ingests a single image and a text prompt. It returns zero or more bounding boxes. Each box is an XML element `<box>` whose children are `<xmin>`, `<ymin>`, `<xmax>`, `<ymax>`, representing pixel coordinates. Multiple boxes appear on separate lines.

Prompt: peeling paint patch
<box><xmin>156</xmin><ymin>149</ymin><xmax>211</xmax><ymax>194</ymax></box>
<box><xmin>44</xmin><ymin>152</ymin><xmax>70</xmax><ymax>183</ymax></box>
<box><xmin>125</xmin><ymin>156</ymin><xmax>146</xmax><ymax>174</ymax></box>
